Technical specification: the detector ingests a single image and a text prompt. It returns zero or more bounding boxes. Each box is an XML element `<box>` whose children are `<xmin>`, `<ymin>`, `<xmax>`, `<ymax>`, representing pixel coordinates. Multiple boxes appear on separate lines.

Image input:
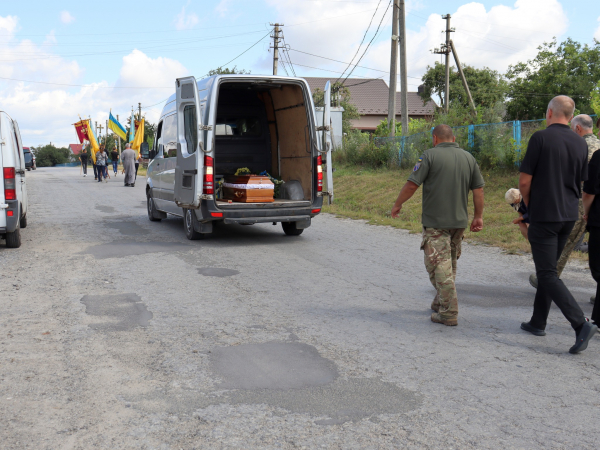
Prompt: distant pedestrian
<box><xmin>79</xmin><ymin>148</ymin><xmax>89</xmax><ymax>177</ymax></box>
<box><xmin>519</xmin><ymin>95</ymin><xmax>597</xmax><ymax>354</ymax></box>
<box><xmin>121</xmin><ymin>143</ymin><xmax>136</xmax><ymax>187</ymax></box>
<box><xmin>391</xmin><ymin>124</ymin><xmax>485</xmax><ymax>326</ymax></box>
<box><xmin>96</xmin><ymin>146</ymin><xmax>108</xmax><ymax>183</ymax></box>
<box><xmin>111</xmin><ymin>146</ymin><xmax>119</xmax><ymax>176</ymax></box>
<box><xmin>529</xmin><ymin>114</ymin><xmax>600</xmax><ymax>288</ymax></box>
<box><xmin>135</xmin><ymin>152</ymin><xmax>141</xmax><ymax>181</ymax></box>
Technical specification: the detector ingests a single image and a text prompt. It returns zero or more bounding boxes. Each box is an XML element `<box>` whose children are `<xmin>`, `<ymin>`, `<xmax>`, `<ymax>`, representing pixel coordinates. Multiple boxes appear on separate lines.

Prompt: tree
<box><xmin>505</xmin><ymin>39</ymin><xmax>600</xmax><ymax>120</ymax></box>
<box><xmin>33</xmin><ymin>144</ymin><xmax>71</xmax><ymax>167</ymax></box>
<box><xmin>419</xmin><ymin>62</ymin><xmax>507</xmax><ymax>111</ymax></box>
<box><xmin>206</xmin><ymin>66</ymin><xmax>250</xmax><ymax>77</ymax></box>
<box><xmin>312</xmin><ymin>82</ymin><xmax>360</xmax><ymax>135</ymax></box>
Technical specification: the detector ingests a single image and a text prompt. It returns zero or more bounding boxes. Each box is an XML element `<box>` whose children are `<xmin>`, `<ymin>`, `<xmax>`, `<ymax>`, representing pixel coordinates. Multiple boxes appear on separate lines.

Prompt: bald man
<box><xmin>391</xmin><ymin>124</ymin><xmax>485</xmax><ymax>327</ymax></box>
<box><xmin>530</xmin><ymin>114</ymin><xmax>600</xmax><ymax>287</ymax></box>
<box><xmin>519</xmin><ymin>95</ymin><xmax>597</xmax><ymax>353</ymax></box>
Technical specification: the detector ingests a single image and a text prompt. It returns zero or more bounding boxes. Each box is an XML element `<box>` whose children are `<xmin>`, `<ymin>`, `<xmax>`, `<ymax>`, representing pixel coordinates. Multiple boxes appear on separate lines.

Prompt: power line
<box><xmin>339</xmin><ymin>0</ymin><xmax>393</xmax><ymax>86</ymax></box>
<box><xmin>218</xmin><ymin>29</ymin><xmax>272</xmax><ymax>68</ymax></box>
<box><xmin>335</xmin><ymin>0</ymin><xmax>384</xmax><ymax>83</ymax></box>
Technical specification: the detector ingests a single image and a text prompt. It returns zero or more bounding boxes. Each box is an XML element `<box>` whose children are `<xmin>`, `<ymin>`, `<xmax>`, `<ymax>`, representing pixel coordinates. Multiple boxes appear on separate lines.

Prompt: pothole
<box><xmin>197</xmin><ymin>268</ymin><xmax>240</xmax><ymax>277</ymax></box>
<box><xmin>80</xmin><ymin>293</ymin><xmax>153</xmax><ymax>331</ymax></box>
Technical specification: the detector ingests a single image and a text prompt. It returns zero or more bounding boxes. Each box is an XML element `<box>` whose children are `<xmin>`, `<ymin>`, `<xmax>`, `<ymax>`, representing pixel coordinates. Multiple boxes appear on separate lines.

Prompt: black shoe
<box><xmin>569</xmin><ymin>322</ymin><xmax>598</xmax><ymax>354</ymax></box>
<box><xmin>124</xmin><ymin>183</ymin><xmax>130</xmax><ymax>187</ymax></box>
<box><xmin>521</xmin><ymin>321</ymin><xmax>546</xmax><ymax>336</ymax></box>
<box><xmin>130</xmin><ymin>183</ymin><xmax>135</xmax><ymax>187</ymax></box>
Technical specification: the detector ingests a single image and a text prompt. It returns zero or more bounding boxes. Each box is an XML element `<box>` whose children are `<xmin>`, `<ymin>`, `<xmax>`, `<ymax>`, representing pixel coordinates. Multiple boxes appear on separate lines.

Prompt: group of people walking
<box><xmin>392</xmin><ymin>95</ymin><xmax>599</xmax><ymax>355</ymax></box>
<box><xmin>78</xmin><ymin>143</ymin><xmax>140</xmax><ymax>187</ymax></box>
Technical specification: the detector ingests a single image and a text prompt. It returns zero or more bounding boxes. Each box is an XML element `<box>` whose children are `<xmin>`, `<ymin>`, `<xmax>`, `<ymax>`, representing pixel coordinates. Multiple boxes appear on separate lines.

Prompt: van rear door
<box><xmin>322</xmin><ymin>81</ymin><xmax>334</xmax><ymax>204</ymax></box>
<box><xmin>11</xmin><ymin>120</ymin><xmax>27</xmax><ymax>215</ymax></box>
<box><xmin>174</xmin><ymin>76</ymin><xmax>204</xmax><ymax>208</ymax></box>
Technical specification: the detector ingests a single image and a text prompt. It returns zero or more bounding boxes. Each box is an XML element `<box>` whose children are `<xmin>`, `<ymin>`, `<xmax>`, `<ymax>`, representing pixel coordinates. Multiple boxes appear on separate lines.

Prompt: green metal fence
<box><xmin>373</xmin><ymin>115</ymin><xmax>596</xmax><ymax>170</ymax></box>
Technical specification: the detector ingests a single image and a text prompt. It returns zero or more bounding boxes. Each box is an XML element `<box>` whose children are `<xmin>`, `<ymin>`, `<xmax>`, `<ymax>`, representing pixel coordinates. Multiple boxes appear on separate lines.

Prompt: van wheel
<box><xmin>184</xmin><ymin>208</ymin><xmax>205</xmax><ymax>240</ymax></box>
<box><xmin>6</xmin><ymin>224</ymin><xmax>21</xmax><ymax>248</ymax></box>
<box><xmin>282</xmin><ymin>221</ymin><xmax>304</xmax><ymax>236</ymax></box>
<box><xmin>147</xmin><ymin>194</ymin><xmax>165</xmax><ymax>221</ymax></box>
<box><xmin>20</xmin><ymin>214</ymin><xmax>27</xmax><ymax>228</ymax></box>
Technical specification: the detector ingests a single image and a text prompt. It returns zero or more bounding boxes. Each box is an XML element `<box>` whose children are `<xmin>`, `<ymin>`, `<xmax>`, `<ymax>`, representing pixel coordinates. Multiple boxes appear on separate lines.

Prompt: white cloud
<box><xmin>265</xmin><ymin>0</ymin><xmax>568</xmax><ymax>91</ymax></box>
<box><xmin>174</xmin><ymin>4</ymin><xmax>199</xmax><ymax>30</ymax></box>
<box><xmin>594</xmin><ymin>16</ymin><xmax>600</xmax><ymax>41</ymax></box>
<box><xmin>60</xmin><ymin>11</ymin><xmax>75</xmax><ymax>24</ymax></box>
<box><xmin>215</xmin><ymin>0</ymin><xmax>231</xmax><ymax>16</ymax></box>
<box><xmin>365</xmin><ymin>0</ymin><xmax>568</xmax><ymax>87</ymax></box>
<box><xmin>0</xmin><ymin>15</ymin><xmax>18</xmax><ymax>34</ymax></box>
<box><xmin>0</xmin><ymin>14</ymin><xmax>188</xmax><ymax>147</ymax></box>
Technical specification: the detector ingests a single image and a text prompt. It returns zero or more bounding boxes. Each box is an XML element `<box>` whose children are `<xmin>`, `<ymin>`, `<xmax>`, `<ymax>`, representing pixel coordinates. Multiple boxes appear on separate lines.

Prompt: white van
<box><xmin>144</xmin><ymin>75</ymin><xmax>334</xmax><ymax>240</ymax></box>
<box><xmin>0</xmin><ymin>112</ymin><xmax>28</xmax><ymax>248</ymax></box>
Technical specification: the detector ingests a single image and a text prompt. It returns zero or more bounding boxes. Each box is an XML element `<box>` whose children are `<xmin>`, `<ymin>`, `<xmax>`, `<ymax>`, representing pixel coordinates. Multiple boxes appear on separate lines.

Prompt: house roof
<box><xmin>302</xmin><ymin>77</ymin><xmax>436</xmax><ymax>116</ymax></box>
<box><xmin>69</xmin><ymin>144</ymin><xmax>83</xmax><ymax>155</ymax></box>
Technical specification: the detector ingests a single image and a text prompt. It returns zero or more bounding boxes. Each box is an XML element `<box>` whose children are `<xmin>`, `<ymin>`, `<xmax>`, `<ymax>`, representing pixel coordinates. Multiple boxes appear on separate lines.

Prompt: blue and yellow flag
<box><xmin>85</xmin><ymin>119</ymin><xmax>99</xmax><ymax>164</ymax></box>
<box><xmin>128</xmin><ymin>110</ymin><xmax>135</xmax><ymax>143</ymax></box>
<box><xmin>108</xmin><ymin>112</ymin><xmax>127</xmax><ymax>140</ymax></box>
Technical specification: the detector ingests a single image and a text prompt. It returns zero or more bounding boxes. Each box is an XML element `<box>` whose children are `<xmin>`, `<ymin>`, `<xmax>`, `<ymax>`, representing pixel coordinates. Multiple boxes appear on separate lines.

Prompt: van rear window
<box><xmin>216</xmin><ymin>116</ymin><xmax>261</xmax><ymax>137</ymax></box>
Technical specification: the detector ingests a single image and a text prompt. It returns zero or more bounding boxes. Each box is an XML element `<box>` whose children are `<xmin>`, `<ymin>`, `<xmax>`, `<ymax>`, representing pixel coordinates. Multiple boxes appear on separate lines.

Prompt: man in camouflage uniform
<box><xmin>530</xmin><ymin>114</ymin><xmax>600</xmax><ymax>288</ymax></box>
<box><xmin>391</xmin><ymin>124</ymin><xmax>485</xmax><ymax>326</ymax></box>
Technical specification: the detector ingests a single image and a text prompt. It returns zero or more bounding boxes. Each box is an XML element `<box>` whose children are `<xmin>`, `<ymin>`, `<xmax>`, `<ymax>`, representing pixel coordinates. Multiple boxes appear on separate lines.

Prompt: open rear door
<box><xmin>322</xmin><ymin>81</ymin><xmax>334</xmax><ymax>204</ymax></box>
<box><xmin>174</xmin><ymin>76</ymin><xmax>203</xmax><ymax>208</ymax></box>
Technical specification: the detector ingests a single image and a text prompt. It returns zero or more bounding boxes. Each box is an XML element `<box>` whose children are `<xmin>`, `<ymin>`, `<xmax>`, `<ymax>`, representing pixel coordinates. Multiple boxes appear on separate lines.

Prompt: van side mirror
<box><xmin>140</xmin><ymin>142</ymin><xmax>149</xmax><ymax>159</ymax></box>
<box><xmin>149</xmin><ymin>149</ymin><xmax>157</xmax><ymax>159</ymax></box>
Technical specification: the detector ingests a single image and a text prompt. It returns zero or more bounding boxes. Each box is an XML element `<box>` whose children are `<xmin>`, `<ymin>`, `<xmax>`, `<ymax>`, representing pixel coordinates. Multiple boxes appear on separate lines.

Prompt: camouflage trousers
<box><xmin>556</xmin><ymin>200</ymin><xmax>586</xmax><ymax>277</ymax></box>
<box><xmin>422</xmin><ymin>227</ymin><xmax>464</xmax><ymax>319</ymax></box>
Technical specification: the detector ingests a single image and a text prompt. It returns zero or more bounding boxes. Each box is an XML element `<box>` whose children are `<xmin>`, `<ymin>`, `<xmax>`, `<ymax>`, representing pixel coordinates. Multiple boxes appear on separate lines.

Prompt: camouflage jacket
<box><xmin>584</xmin><ymin>134</ymin><xmax>600</xmax><ymax>161</ymax></box>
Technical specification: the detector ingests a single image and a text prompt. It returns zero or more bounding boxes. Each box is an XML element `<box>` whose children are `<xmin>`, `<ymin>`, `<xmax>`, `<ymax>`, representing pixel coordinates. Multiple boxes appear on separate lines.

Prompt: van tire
<box><xmin>6</xmin><ymin>224</ymin><xmax>21</xmax><ymax>248</ymax></box>
<box><xmin>184</xmin><ymin>208</ymin><xmax>206</xmax><ymax>240</ymax></box>
<box><xmin>147</xmin><ymin>194</ymin><xmax>165</xmax><ymax>221</ymax></box>
<box><xmin>20</xmin><ymin>213</ymin><xmax>27</xmax><ymax>228</ymax></box>
<box><xmin>282</xmin><ymin>221</ymin><xmax>304</xmax><ymax>236</ymax></box>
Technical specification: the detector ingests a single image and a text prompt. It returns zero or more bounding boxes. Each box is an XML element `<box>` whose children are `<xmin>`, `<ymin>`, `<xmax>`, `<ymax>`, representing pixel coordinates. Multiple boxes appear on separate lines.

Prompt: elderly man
<box><xmin>529</xmin><ymin>114</ymin><xmax>600</xmax><ymax>288</ymax></box>
<box><xmin>391</xmin><ymin>124</ymin><xmax>485</xmax><ymax>326</ymax></box>
<box><xmin>519</xmin><ymin>96</ymin><xmax>597</xmax><ymax>353</ymax></box>
<box><xmin>121</xmin><ymin>143</ymin><xmax>137</xmax><ymax>187</ymax></box>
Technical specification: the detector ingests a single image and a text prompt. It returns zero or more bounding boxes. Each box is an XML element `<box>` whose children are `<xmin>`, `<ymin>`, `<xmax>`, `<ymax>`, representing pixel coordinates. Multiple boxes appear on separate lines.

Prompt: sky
<box><xmin>1</xmin><ymin>0</ymin><xmax>599</xmax><ymax>147</ymax></box>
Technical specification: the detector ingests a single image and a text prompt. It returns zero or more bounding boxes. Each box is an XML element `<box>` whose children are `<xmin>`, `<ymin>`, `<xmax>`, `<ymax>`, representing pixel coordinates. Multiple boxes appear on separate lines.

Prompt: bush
<box><xmin>336</xmin><ymin>131</ymin><xmax>399</xmax><ymax>168</ymax></box>
<box><xmin>33</xmin><ymin>144</ymin><xmax>71</xmax><ymax>167</ymax></box>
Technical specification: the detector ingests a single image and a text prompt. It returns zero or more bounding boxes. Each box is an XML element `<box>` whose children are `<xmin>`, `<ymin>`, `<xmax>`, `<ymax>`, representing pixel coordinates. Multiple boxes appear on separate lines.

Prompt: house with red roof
<box><xmin>303</xmin><ymin>77</ymin><xmax>437</xmax><ymax>132</ymax></box>
<box><xmin>68</xmin><ymin>144</ymin><xmax>83</xmax><ymax>156</ymax></box>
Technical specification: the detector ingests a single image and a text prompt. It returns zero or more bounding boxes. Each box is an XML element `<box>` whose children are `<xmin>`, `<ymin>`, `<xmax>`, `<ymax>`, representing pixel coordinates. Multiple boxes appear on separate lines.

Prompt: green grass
<box><xmin>323</xmin><ymin>165</ymin><xmax>583</xmax><ymax>258</ymax></box>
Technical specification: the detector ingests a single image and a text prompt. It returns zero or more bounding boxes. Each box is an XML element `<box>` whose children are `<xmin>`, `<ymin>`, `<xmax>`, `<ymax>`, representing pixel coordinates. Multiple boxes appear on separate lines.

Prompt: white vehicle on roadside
<box><xmin>0</xmin><ymin>112</ymin><xmax>28</xmax><ymax>248</ymax></box>
<box><xmin>144</xmin><ymin>74</ymin><xmax>334</xmax><ymax>240</ymax></box>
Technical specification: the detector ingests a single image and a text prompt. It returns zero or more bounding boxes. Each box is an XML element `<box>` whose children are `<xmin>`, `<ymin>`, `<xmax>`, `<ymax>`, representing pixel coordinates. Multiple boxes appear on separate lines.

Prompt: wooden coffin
<box><xmin>222</xmin><ymin>175</ymin><xmax>274</xmax><ymax>203</ymax></box>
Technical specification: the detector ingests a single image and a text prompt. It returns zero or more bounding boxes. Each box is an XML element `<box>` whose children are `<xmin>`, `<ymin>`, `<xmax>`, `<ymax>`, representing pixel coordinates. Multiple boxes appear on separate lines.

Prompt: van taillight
<box><xmin>316</xmin><ymin>155</ymin><xmax>323</xmax><ymax>192</ymax></box>
<box><xmin>204</xmin><ymin>155</ymin><xmax>214</xmax><ymax>195</ymax></box>
<box><xmin>3</xmin><ymin>167</ymin><xmax>16</xmax><ymax>200</ymax></box>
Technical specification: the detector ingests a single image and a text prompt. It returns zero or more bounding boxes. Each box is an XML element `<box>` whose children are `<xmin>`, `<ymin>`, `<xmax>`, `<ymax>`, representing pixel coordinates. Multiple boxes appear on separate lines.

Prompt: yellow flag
<box><xmin>84</xmin><ymin>119</ymin><xmax>100</xmax><ymax>164</ymax></box>
<box><xmin>131</xmin><ymin>118</ymin><xmax>145</xmax><ymax>158</ymax></box>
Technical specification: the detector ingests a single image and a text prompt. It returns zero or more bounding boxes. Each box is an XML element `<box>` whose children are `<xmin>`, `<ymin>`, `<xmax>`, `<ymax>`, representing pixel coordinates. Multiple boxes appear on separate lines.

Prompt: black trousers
<box><xmin>81</xmin><ymin>161</ymin><xmax>87</xmax><ymax>174</ymax></box>
<box><xmin>528</xmin><ymin>221</ymin><xmax>585</xmax><ymax>330</ymax></box>
<box><xmin>588</xmin><ymin>226</ymin><xmax>600</xmax><ymax>324</ymax></box>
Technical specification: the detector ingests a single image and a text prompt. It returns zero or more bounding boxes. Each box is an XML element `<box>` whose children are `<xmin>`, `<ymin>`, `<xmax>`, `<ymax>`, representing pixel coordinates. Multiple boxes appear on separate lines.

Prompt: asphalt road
<box><xmin>1</xmin><ymin>167</ymin><xmax>599</xmax><ymax>449</ymax></box>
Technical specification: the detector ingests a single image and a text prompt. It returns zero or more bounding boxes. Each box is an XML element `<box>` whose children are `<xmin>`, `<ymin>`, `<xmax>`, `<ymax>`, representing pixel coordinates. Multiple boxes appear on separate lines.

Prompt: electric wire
<box><xmin>334</xmin><ymin>0</ymin><xmax>384</xmax><ymax>84</ymax></box>
<box><xmin>217</xmin><ymin>29</ymin><xmax>272</xmax><ymax>69</ymax></box>
<box><xmin>339</xmin><ymin>0</ymin><xmax>392</xmax><ymax>86</ymax></box>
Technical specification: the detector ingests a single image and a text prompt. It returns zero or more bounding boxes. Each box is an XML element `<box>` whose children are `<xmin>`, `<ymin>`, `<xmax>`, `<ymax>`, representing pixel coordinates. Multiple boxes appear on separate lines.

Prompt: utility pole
<box><xmin>96</xmin><ymin>122</ymin><xmax>103</xmax><ymax>143</ymax></box>
<box><xmin>270</xmin><ymin>23</ymin><xmax>283</xmax><ymax>76</ymax></box>
<box><xmin>433</xmin><ymin>15</ymin><xmax>454</xmax><ymax>113</ymax></box>
<box><xmin>398</xmin><ymin>0</ymin><xmax>409</xmax><ymax>135</ymax></box>
<box><xmin>387</xmin><ymin>0</ymin><xmax>399</xmax><ymax>137</ymax></box>
<box><xmin>449</xmin><ymin>40</ymin><xmax>476</xmax><ymax>116</ymax></box>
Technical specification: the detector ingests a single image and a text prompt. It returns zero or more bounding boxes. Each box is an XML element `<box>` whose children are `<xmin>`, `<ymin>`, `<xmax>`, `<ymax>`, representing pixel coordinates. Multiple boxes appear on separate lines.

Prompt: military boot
<box><xmin>431</xmin><ymin>295</ymin><xmax>440</xmax><ymax>312</ymax></box>
<box><xmin>431</xmin><ymin>313</ymin><xmax>457</xmax><ymax>326</ymax></box>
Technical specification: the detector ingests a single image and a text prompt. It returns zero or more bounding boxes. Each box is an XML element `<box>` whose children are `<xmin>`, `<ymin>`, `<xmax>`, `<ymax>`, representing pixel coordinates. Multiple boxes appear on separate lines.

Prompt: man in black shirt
<box><xmin>583</xmin><ymin>148</ymin><xmax>600</xmax><ymax>327</ymax></box>
<box><xmin>519</xmin><ymin>95</ymin><xmax>597</xmax><ymax>354</ymax></box>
